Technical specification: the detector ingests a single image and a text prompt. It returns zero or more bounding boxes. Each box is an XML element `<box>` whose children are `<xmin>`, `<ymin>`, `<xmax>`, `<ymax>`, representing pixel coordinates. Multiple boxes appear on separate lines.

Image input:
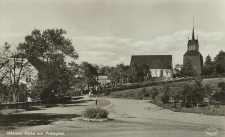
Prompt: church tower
<box><xmin>183</xmin><ymin>22</ymin><xmax>203</xmax><ymax>75</ymax></box>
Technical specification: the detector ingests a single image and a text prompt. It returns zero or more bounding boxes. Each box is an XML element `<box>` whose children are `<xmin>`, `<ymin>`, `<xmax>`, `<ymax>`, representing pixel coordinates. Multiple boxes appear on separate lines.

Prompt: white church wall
<box><xmin>150</xmin><ymin>69</ymin><xmax>172</xmax><ymax>78</ymax></box>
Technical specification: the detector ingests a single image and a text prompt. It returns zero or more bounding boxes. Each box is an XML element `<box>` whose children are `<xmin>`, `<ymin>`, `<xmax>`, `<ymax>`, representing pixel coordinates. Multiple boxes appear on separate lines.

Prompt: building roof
<box><xmin>188</xmin><ymin>39</ymin><xmax>199</xmax><ymax>46</ymax></box>
<box><xmin>9</xmin><ymin>53</ymin><xmax>26</xmax><ymax>58</ymax></box>
<box><xmin>130</xmin><ymin>55</ymin><xmax>172</xmax><ymax>69</ymax></box>
<box><xmin>9</xmin><ymin>53</ymin><xmax>50</xmax><ymax>75</ymax></box>
<box><xmin>184</xmin><ymin>50</ymin><xmax>202</xmax><ymax>56</ymax></box>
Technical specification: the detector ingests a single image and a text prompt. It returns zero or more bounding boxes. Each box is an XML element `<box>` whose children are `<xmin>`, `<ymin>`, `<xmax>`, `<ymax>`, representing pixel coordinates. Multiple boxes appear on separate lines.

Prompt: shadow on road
<box><xmin>0</xmin><ymin>113</ymin><xmax>81</xmax><ymax>131</ymax></box>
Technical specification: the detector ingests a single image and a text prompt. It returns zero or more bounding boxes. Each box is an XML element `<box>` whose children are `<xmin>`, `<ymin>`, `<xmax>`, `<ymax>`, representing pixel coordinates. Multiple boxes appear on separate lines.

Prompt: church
<box><xmin>130</xmin><ymin>22</ymin><xmax>203</xmax><ymax>78</ymax></box>
<box><xmin>183</xmin><ymin>26</ymin><xmax>203</xmax><ymax>75</ymax></box>
<box><xmin>130</xmin><ymin>55</ymin><xmax>173</xmax><ymax>78</ymax></box>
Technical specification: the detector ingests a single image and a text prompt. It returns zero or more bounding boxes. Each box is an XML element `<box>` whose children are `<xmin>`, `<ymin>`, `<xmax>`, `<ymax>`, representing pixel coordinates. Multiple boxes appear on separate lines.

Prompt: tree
<box><xmin>214</xmin><ymin>50</ymin><xmax>225</xmax><ymax>74</ymax></box>
<box><xmin>181</xmin><ymin>78</ymin><xmax>205</xmax><ymax>107</ymax></box>
<box><xmin>161</xmin><ymin>86</ymin><xmax>170</xmax><ymax>104</ymax></box>
<box><xmin>80</xmin><ymin>62</ymin><xmax>98</xmax><ymax>90</ymax></box>
<box><xmin>18</xmin><ymin>28</ymin><xmax>79</xmax><ymax>98</ymax></box>
<box><xmin>180</xmin><ymin>58</ymin><xmax>196</xmax><ymax>77</ymax></box>
<box><xmin>127</xmin><ymin>63</ymin><xmax>138</xmax><ymax>83</ymax></box>
<box><xmin>203</xmin><ymin>55</ymin><xmax>214</xmax><ymax>75</ymax></box>
<box><xmin>0</xmin><ymin>44</ymin><xmax>10</xmax><ymax>83</ymax></box>
<box><xmin>138</xmin><ymin>64</ymin><xmax>150</xmax><ymax>81</ymax></box>
<box><xmin>173</xmin><ymin>64</ymin><xmax>182</xmax><ymax>77</ymax></box>
<box><xmin>1</xmin><ymin>43</ymin><xmax>36</xmax><ymax>102</ymax></box>
<box><xmin>18</xmin><ymin>29</ymin><xmax>78</xmax><ymax>61</ymax></box>
<box><xmin>213</xmin><ymin>82</ymin><xmax>225</xmax><ymax>103</ymax></box>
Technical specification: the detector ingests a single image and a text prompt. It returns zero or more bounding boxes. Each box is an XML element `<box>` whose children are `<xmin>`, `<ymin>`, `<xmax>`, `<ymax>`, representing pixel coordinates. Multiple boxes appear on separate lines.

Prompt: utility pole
<box><xmin>95</xmin><ymin>73</ymin><xmax>98</xmax><ymax>106</ymax></box>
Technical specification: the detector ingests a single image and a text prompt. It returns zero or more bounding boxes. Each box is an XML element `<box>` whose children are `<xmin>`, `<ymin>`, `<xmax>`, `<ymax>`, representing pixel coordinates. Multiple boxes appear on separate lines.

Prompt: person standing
<box><xmin>89</xmin><ymin>89</ymin><xmax>92</xmax><ymax>101</ymax></box>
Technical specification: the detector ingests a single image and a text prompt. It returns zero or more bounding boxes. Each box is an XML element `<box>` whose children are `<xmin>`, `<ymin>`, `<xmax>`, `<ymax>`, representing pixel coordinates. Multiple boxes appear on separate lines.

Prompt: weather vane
<box><xmin>193</xmin><ymin>17</ymin><xmax>195</xmax><ymax>26</ymax></box>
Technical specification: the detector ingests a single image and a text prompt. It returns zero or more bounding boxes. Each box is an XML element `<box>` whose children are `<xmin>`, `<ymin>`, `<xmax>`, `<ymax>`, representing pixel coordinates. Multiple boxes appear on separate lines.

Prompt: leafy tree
<box><xmin>0</xmin><ymin>44</ymin><xmax>10</xmax><ymax>83</ymax></box>
<box><xmin>138</xmin><ymin>64</ymin><xmax>150</xmax><ymax>81</ymax></box>
<box><xmin>203</xmin><ymin>55</ymin><xmax>214</xmax><ymax>75</ymax></box>
<box><xmin>161</xmin><ymin>86</ymin><xmax>170</xmax><ymax>104</ymax></box>
<box><xmin>99</xmin><ymin>66</ymin><xmax>112</xmax><ymax>76</ymax></box>
<box><xmin>0</xmin><ymin>43</ymin><xmax>36</xmax><ymax>102</ymax></box>
<box><xmin>181</xmin><ymin>83</ymin><xmax>194</xmax><ymax>107</ymax></box>
<box><xmin>213</xmin><ymin>82</ymin><xmax>225</xmax><ymax>103</ymax></box>
<box><xmin>192</xmin><ymin>79</ymin><xmax>205</xmax><ymax>106</ymax></box>
<box><xmin>80</xmin><ymin>62</ymin><xmax>98</xmax><ymax>89</ymax></box>
<box><xmin>127</xmin><ymin>63</ymin><xmax>138</xmax><ymax>83</ymax></box>
<box><xmin>213</xmin><ymin>50</ymin><xmax>225</xmax><ymax>73</ymax></box>
<box><xmin>18</xmin><ymin>28</ymin><xmax>78</xmax><ymax>61</ymax></box>
<box><xmin>173</xmin><ymin>64</ymin><xmax>182</xmax><ymax>77</ymax></box>
<box><xmin>18</xmin><ymin>28</ymin><xmax>79</xmax><ymax>98</ymax></box>
<box><xmin>181</xmin><ymin>78</ymin><xmax>205</xmax><ymax>107</ymax></box>
<box><xmin>109</xmin><ymin>63</ymin><xmax>129</xmax><ymax>85</ymax></box>
<box><xmin>180</xmin><ymin>58</ymin><xmax>196</xmax><ymax>77</ymax></box>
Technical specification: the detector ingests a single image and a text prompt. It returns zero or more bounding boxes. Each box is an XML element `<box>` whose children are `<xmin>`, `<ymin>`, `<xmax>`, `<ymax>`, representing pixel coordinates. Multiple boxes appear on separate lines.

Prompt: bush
<box><xmin>83</xmin><ymin>107</ymin><xmax>109</xmax><ymax>119</ymax></box>
<box><xmin>161</xmin><ymin>86</ymin><xmax>170</xmax><ymax>104</ymax></box>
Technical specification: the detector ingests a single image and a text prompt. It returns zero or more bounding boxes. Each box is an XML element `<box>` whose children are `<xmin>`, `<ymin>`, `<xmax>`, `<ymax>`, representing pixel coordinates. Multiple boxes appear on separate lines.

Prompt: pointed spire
<box><xmin>192</xmin><ymin>17</ymin><xmax>195</xmax><ymax>40</ymax></box>
<box><xmin>192</xmin><ymin>26</ymin><xmax>195</xmax><ymax>39</ymax></box>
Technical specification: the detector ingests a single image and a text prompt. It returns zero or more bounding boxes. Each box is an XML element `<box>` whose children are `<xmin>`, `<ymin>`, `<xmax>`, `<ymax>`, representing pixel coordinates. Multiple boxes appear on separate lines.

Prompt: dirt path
<box><xmin>105</xmin><ymin>98</ymin><xmax>225</xmax><ymax>128</ymax></box>
<box><xmin>1</xmin><ymin>96</ymin><xmax>225</xmax><ymax>137</ymax></box>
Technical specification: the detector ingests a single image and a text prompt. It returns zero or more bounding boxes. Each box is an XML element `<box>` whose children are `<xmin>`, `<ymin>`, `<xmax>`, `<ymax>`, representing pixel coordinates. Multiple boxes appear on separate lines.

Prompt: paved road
<box><xmin>1</xmin><ymin>95</ymin><xmax>225</xmax><ymax>137</ymax></box>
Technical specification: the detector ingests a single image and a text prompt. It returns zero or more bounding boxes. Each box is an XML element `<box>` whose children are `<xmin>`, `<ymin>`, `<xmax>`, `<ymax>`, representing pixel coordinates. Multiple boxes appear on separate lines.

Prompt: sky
<box><xmin>0</xmin><ymin>0</ymin><xmax>225</xmax><ymax>67</ymax></box>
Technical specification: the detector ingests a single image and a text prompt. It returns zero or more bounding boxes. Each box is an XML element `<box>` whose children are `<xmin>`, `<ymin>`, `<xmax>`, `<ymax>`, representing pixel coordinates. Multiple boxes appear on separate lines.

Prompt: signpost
<box><xmin>95</xmin><ymin>75</ymin><xmax>111</xmax><ymax>106</ymax></box>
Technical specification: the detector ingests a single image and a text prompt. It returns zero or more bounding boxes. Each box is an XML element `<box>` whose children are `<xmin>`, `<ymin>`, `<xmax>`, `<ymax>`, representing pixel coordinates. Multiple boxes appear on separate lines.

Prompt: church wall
<box><xmin>183</xmin><ymin>56</ymin><xmax>203</xmax><ymax>75</ymax></box>
<box><xmin>150</xmin><ymin>69</ymin><xmax>172</xmax><ymax>78</ymax></box>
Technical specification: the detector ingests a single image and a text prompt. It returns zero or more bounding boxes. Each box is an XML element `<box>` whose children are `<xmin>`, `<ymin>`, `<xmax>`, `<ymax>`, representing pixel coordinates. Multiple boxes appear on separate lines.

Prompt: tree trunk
<box><xmin>12</xmin><ymin>92</ymin><xmax>16</xmax><ymax>103</ymax></box>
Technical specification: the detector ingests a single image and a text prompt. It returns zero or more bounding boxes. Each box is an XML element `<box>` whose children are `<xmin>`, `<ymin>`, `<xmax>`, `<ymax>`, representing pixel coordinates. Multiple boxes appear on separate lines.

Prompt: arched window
<box><xmin>189</xmin><ymin>46</ymin><xmax>192</xmax><ymax>50</ymax></box>
<box><xmin>193</xmin><ymin>45</ymin><xmax>195</xmax><ymax>50</ymax></box>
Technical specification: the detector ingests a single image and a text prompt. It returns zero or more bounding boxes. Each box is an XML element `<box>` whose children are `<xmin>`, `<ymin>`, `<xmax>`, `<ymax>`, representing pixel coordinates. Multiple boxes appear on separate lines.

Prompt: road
<box><xmin>1</xmin><ymin>95</ymin><xmax>225</xmax><ymax>137</ymax></box>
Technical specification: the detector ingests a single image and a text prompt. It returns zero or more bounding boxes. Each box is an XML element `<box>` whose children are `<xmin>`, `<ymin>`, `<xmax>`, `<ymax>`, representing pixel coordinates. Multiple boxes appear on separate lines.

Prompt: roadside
<box><xmin>1</xmin><ymin>96</ymin><xmax>225</xmax><ymax>137</ymax></box>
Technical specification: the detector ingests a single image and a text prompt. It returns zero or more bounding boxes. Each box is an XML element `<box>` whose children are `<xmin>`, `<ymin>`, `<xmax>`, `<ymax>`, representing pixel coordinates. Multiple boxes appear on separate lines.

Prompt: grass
<box><xmin>152</xmin><ymin>100</ymin><xmax>225</xmax><ymax>116</ymax></box>
<box><xmin>104</xmin><ymin>86</ymin><xmax>163</xmax><ymax>100</ymax></box>
<box><xmin>202</xmin><ymin>78</ymin><xmax>225</xmax><ymax>86</ymax></box>
<box><xmin>104</xmin><ymin>78</ymin><xmax>225</xmax><ymax>116</ymax></box>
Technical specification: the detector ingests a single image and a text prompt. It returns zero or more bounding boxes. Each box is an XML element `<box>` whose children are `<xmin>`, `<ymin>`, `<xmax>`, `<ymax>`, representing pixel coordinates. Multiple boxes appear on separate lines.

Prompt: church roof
<box><xmin>184</xmin><ymin>50</ymin><xmax>202</xmax><ymax>56</ymax></box>
<box><xmin>130</xmin><ymin>55</ymin><xmax>172</xmax><ymax>69</ymax></box>
<box><xmin>188</xmin><ymin>39</ymin><xmax>199</xmax><ymax>46</ymax></box>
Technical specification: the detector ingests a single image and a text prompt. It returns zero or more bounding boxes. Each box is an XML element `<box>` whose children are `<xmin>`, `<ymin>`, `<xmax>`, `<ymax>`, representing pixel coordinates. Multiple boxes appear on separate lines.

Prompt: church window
<box><xmin>189</xmin><ymin>46</ymin><xmax>192</xmax><ymax>50</ymax></box>
<box><xmin>193</xmin><ymin>45</ymin><xmax>195</xmax><ymax>50</ymax></box>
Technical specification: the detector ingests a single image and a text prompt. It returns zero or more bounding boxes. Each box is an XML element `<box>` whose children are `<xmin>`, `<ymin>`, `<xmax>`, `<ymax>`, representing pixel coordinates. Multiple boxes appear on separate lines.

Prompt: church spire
<box><xmin>192</xmin><ymin>17</ymin><xmax>195</xmax><ymax>40</ymax></box>
<box><xmin>192</xmin><ymin>26</ymin><xmax>195</xmax><ymax>40</ymax></box>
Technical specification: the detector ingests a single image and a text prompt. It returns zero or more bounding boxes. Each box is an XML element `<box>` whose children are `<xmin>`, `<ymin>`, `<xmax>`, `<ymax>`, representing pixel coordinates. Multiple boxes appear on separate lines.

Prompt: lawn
<box><xmin>202</xmin><ymin>78</ymin><xmax>225</xmax><ymax>87</ymax></box>
<box><xmin>152</xmin><ymin>100</ymin><xmax>225</xmax><ymax>116</ymax></box>
<box><xmin>104</xmin><ymin>78</ymin><xmax>225</xmax><ymax>116</ymax></box>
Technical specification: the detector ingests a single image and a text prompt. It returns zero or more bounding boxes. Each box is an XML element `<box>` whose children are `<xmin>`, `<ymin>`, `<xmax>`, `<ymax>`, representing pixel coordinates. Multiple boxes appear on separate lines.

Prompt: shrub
<box><xmin>150</xmin><ymin>87</ymin><xmax>159</xmax><ymax>100</ymax></box>
<box><xmin>161</xmin><ymin>86</ymin><xmax>170</xmax><ymax>104</ymax></box>
<box><xmin>83</xmin><ymin>107</ymin><xmax>109</xmax><ymax>119</ymax></box>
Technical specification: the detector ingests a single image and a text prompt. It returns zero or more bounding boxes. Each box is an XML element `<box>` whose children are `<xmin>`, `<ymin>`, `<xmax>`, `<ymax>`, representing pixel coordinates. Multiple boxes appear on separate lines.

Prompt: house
<box><xmin>3</xmin><ymin>53</ymin><xmax>38</xmax><ymax>90</ymax></box>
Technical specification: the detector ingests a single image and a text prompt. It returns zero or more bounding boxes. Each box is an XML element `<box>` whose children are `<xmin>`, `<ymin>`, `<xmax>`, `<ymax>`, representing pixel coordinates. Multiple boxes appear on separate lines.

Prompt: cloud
<box><xmin>72</xmin><ymin>30</ymin><xmax>225</xmax><ymax>67</ymax></box>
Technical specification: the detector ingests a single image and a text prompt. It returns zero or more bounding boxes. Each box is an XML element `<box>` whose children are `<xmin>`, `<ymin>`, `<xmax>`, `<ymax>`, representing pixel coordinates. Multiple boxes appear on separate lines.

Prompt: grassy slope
<box><xmin>202</xmin><ymin>78</ymin><xmax>225</xmax><ymax>86</ymax></box>
<box><xmin>105</xmin><ymin>78</ymin><xmax>225</xmax><ymax>116</ymax></box>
